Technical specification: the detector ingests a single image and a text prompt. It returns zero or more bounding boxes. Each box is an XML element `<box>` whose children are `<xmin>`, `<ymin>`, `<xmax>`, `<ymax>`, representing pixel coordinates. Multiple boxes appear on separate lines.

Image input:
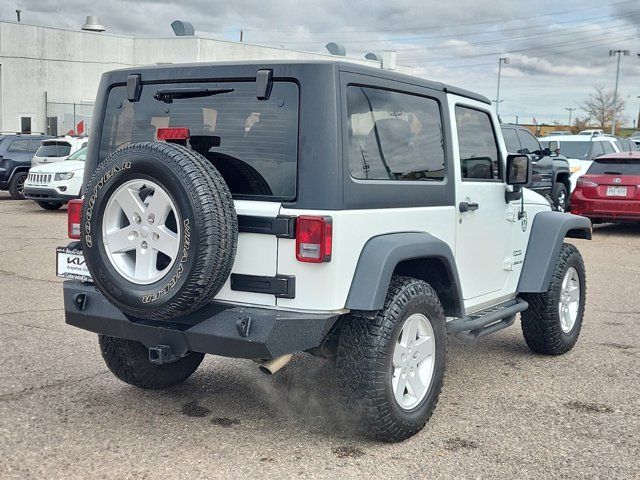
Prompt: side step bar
<box><xmin>447</xmin><ymin>298</ymin><xmax>529</xmax><ymax>339</ymax></box>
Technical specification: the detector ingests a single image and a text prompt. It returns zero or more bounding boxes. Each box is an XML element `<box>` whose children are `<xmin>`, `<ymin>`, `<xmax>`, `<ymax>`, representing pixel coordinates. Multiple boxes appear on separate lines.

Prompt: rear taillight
<box><xmin>67</xmin><ymin>199</ymin><xmax>83</xmax><ymax>239</ymax></box>
<box><xmin>576</xmin><ymin>177</ymin><xmax>598</xmax><ymax>188</ymax></box>
<box><xmin>156</xmin><ymin>127</ymin><xmax>190</xmax><ymax>141</ymax></box>
<box><xmin>296</xmin><ymin>216</ymin><xmax>332</xmax><ymax>263</ymax></box>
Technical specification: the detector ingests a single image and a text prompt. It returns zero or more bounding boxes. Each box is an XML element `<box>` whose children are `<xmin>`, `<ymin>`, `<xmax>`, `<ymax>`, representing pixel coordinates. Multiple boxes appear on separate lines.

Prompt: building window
<box><xmin>47</xmin><ymin>117</ymin><xmax>58</xmax><ymax>136</ymax></box>
<box><xmin>20</xmin><ymin>117</ymin><xmax>32</xmax><ymax>134</ymax></box>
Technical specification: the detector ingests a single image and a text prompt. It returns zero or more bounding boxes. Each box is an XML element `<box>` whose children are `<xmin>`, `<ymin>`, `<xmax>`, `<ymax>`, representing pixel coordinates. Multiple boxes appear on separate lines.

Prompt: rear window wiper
<box><xmin>603</xmin><ymin>171</ymin><xmax>622</xmax><ymax>175</ymax></box>
<box><xmin>153</xmin><ymin>87</ymin><xmax>234</xmax><ymax>103</ymax></box>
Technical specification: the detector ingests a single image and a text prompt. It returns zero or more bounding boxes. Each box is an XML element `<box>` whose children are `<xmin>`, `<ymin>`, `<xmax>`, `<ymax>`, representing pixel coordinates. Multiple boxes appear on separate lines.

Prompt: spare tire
<box><xmin>82</xmin><ymin>142</ymin><xmax>237</xmax><ymax>320</ymax></box>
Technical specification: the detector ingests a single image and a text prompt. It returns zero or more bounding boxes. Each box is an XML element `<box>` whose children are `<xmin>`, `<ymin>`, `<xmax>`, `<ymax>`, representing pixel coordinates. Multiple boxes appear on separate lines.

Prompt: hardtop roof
<box><xmin>105</xmin><ymin>60</ymin><xmax>491</xmax><ymax>105</ymax></box>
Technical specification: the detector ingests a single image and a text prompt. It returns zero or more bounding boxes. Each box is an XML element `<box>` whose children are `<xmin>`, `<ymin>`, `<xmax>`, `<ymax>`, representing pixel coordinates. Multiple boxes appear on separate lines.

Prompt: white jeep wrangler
<box><xmin>60</xmin><ymin>61</ymin><xmax>591</xmax><ymax>442</ymax></box>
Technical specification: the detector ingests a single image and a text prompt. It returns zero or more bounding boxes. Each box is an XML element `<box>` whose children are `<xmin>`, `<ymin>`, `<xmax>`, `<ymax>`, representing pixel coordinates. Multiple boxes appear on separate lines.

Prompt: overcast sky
<box><xmin>5</xmin><ymin>0</ymin><xmax>640</xmax><ymax>126</ymax></box>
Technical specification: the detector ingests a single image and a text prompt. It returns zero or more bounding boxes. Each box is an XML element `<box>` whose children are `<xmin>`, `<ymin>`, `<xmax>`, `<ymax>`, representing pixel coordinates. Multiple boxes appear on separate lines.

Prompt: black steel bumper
<box><xmin>24</xmin><ymin>187</ymin><xmax>77</xmax><ymax>202</ymax></box>
<box><xmin>64</xmin><ymin>281</ymin><xmax>339</xmax><ymax>359</ymax></box>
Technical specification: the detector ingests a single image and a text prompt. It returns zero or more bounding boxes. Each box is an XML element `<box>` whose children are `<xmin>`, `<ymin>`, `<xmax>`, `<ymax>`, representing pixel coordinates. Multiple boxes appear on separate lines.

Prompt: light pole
<box><xmin>565</xmin><ymin>107</ymin><xmax>576</xmax><ymax>127</ymax></box>
<box><xmin>610</xmin><ymin>49</ymin><xmax>629</xmax><ymax>135</ymax></box>
<box><xmin>494</xmin><ymin>57</ymin><xmax>509</xmax><ymax>117</ymax></box>
<box><xmin>636</xmin><ymin>95</ymin><xmax>640</xmax><ymax>131</ymax></box>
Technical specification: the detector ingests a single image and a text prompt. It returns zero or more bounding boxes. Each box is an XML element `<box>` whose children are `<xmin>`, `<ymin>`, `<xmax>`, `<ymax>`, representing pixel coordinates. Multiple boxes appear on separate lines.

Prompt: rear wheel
<box><xmin>99</xmin><ymin>335</ymin><xmax>204</xmax><ymax>389</ymax></box>
<box><xmin>37</xmin><ymin>201</ymin><xmax>63</xmax><ymax>210</ymax></box>
<box><xmin>8</xmin><ymin>172</ymin><xmax>27</xmax><ymax>199</ymax></box>
<box><xmin>336</xmin><ymin>276</ymin><xmax>446</xmax><ymax>442</ymax></box>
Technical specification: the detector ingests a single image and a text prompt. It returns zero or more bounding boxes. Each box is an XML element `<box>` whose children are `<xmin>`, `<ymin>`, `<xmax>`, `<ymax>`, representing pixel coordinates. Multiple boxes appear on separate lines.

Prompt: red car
<box><xmin>571</xmin><ymin>151</ymin><xmax>640</xmax><ymax>223</ymax></box>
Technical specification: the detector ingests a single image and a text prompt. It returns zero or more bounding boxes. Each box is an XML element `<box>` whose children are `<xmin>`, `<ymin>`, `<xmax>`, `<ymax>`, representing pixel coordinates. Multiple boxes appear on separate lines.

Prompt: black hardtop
<box><xmin>100</xmin><ymin>60</ymin><xmax>489</xmax><ymax>104</ymax></box>
<box><xmin>86</xmin><ymin>60</ymin><xmax>486</xmax><ymax>210</ymax></box>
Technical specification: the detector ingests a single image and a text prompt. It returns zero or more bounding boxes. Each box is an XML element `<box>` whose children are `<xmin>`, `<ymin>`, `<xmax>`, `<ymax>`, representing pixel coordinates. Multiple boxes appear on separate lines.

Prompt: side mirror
<box><xmin>505</xmin><ymin>154</ymin><xmax>532</xmax><ymax>203</ymax></box>
<box><xmin>506</xmin><ymin>154</ymin><xmax>532</xmax><ymax>186</ymax></box>
<box><xmin>545</xmin><ymin>140</ymin><xmax>559</xmax><ymax>157</ymax></box>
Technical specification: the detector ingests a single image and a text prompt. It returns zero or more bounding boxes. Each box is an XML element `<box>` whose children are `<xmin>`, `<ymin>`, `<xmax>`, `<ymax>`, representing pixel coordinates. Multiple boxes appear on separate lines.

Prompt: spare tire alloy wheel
<box><xmin>102</xmin><ymin>179</ymin><xmax>180</xmax><ymax>285</ymax></box>
<box><xmin>82</xmin><ymin>142</ymin><xmax>238</xmax><ymax>320</ymax></box>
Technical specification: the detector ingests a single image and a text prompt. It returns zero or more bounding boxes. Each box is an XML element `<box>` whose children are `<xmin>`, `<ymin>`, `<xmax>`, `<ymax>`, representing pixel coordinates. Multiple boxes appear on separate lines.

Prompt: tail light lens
<box><xmin>576</xmin><ymin>177</ymin><xmax>598</xmax><ymax>188</ymax></box>
<box><xmin>67</xmin><ymin>199</ymin><xmax>83</xmax><ymax>239</ymax></box>
<box><xmin>296</xmin><ymin>216</ymin><xmax>332</xmax><ymax>263</ymax></box>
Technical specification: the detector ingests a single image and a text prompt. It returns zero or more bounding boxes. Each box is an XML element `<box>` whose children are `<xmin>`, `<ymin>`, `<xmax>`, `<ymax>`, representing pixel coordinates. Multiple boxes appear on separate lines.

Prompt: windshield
<box><xmin>36</xmin><ymin>142</ymin><xmax>71</xmax><ymax>158</ymax></box>
<box><xmin>66</xmin><ymin>146</ymin><xmax>87</xmax><ymax>161</ymax></box>
<box><xmin>542</xmin><ymin>141</ymin><xmax>591</xmax><ymax>159</ymax></box>
<box><xmin>587</xmin><ymin>159</ymin><xmax>640</xmax><ymax>175</ymax></box>
<box><xmin>100</xmin><ymin>80</ymin><xmax>299</xmax><ymax>201</ymax></box>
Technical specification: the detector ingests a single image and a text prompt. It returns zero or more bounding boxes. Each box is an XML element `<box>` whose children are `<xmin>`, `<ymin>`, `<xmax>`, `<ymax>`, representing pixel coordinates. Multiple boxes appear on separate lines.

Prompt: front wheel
<box><xmin>551</xmin><ymin>182</ymin><xmax>569</xmax><ymax>212</ymax></box>
<box><xmin>521</xmin><ymin>243</ymin><xmax>586</xmax><ymax>355</ymax></box>
<box><xmin>336</xmin><ymin>276</ymin><xmax>446</xmax><ymax>442</ymax></box>
<box><xmin>8</xmin><ymin>172</ymin><xmax>27</xmax><ymax>200</ymax></box>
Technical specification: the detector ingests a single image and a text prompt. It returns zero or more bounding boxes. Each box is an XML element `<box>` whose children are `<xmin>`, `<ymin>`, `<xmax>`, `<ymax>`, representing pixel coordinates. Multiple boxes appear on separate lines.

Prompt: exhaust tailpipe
<box><xmin>258</xmin><ymin>354</ymin><xmax>292</xmax><ymax>375</ymax></box>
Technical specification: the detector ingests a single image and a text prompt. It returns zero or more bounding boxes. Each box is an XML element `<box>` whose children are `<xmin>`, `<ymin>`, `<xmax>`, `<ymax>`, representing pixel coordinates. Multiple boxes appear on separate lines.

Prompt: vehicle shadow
<box><xmin>592</xmin><ymin>222</ymin><xmax>640</xmax><ymax>237</ymax></box>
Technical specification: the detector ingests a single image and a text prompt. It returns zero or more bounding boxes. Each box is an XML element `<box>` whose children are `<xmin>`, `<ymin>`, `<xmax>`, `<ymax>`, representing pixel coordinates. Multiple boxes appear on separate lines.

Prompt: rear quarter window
<box><xmin>346</xmin><ymin>86</ymin><xmax>446</xmax><ymax>181</ymax></box>
<box><xmin>587</xmin><ymin>159</ymin><xmax>640</xmax><ymax>175</ymax></box>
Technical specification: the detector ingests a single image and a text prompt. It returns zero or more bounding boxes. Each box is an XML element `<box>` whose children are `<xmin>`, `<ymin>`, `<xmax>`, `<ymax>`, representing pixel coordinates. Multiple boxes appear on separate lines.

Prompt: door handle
<box><xmin>459</xmin><ymin>201</ymin><xmax>479</xmax><ymax>213</ymax></box>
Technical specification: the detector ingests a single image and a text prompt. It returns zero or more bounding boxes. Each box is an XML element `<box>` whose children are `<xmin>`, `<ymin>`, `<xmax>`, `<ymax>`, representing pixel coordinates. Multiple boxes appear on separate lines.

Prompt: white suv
<box><xmin>59</xmin><ymin>62</ymin><xmax>591</xmax><ymax>442</ymax></box>
<box><xmin>31</xmin><ymin>136</ymin><xmax>88</xmax><ymax>167</ymax></box>
<box><xmin>539</xmin><ymin>134</ymin><xmax>619</xmax><ymax>190</ymax></box>
<box><xmin>24</xmin><ymin>146</ymin><xmax>86</xmax><ymax>210</ymax></box>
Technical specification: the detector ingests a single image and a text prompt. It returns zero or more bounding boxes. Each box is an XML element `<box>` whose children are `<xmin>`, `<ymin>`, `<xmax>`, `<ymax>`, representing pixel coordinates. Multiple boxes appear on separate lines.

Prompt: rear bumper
<box><xmin>24</xmin><ymin>187</ymin><xmax>77</xmax><ymax>203</ymax></box>
<box><xmin>571</xmin><ymin>192</ymin><xmax>640</xmax><ymax>222</ymax></box>
<box><xmin>64</xmin><ymin>281</ymin><xmax>339</xmax><ymax>359</ymax></box>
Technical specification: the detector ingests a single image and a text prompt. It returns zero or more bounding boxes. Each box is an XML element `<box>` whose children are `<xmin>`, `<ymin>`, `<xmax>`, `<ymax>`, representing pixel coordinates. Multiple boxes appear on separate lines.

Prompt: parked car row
<box><xmin>0</xmin><ymin>132</ymin><xmax>87</xmax><ymax>208</ymax></box>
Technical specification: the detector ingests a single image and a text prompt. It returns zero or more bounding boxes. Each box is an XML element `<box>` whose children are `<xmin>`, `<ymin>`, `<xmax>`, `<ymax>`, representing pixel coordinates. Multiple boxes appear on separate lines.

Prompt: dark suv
<box><xmin>0</xmin><ymin>133</ymin><xmax>52</xmax><ymax>199</ymax></box>
<box><xmin>501</xmin><ymin>124</ymin><xmax>571</xmax><ymax>211</ymax></box>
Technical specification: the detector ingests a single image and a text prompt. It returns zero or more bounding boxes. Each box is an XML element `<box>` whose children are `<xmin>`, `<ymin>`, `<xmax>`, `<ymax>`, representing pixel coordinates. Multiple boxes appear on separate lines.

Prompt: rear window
<box><xmin>100</xmin><ymin>81</ymin><xmax>299</xmax><ymax>200</ymax></box>
<box><xmin>587</xmin><ymin>158</ymin><xmax>640</xmax><ymax>175</ymax></box>
<box><xmin>541</xmin><ymin>141</ymin><xmax>591</xmax><ymax>159</ymax></box>
<box><xmin>36</xmin><ymin>142</ymin><xmax>71</xmax><ymax>157</ymax></box>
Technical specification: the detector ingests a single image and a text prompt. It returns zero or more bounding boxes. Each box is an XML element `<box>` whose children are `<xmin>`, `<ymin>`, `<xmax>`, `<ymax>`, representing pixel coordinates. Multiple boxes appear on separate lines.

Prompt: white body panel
<box><xmin>214</xmin><ymin>200</ymin><xmax>281</xmax><ymax>307</ymax></box>
<box><xmin>277</xmin><ymin>206</ymin><xmax>456</xmax><ymax>311</ymax></box>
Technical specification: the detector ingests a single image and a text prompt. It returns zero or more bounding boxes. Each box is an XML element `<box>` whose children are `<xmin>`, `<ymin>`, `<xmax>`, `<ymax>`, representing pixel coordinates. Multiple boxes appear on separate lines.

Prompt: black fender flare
<box><xmin>345</xmin><ymin>232</ymin><xmax>464</xmax><ymax>317</ymax></box>
<box><xmin>517</xmin><ymin>211</ymin><xmax>591</xmax><ymax>293</ymax></box>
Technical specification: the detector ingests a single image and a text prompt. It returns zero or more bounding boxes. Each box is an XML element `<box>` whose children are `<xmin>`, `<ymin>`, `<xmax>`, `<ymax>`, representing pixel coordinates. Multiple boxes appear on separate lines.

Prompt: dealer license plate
<box><xmin>56</xmin><ymin>246</ymin><xmax>92</xmax><ymax>281</ymax></box>
<box><xmin>606</xmin><ymin>186</ymin><xmax>627</xmax><ymax>197</ymax></box>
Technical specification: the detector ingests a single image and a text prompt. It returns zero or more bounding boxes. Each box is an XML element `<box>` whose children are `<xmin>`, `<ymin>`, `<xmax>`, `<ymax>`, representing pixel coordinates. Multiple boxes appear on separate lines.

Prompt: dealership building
<box><xmin>0</xmin><ymin>18</ymin><xmax>407</xmax><ymax>136</ymax></box>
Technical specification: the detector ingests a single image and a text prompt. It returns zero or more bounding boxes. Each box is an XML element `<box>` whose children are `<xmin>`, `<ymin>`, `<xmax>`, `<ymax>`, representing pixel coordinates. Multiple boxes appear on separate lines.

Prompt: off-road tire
<box><xmin>8</xmin><ymin>172</ymin><xmax>27</xmax><ymax>199</ymax></box>
<box><xmin>336</xmin><ymin>276</ymin><xmax>446</xmax><ymax>442</ymax></box>
<box><xmin>551</xmin><ymin>182</ymin><xmax>569</xmax><ymax>212</ymax></box>
<box><xmin>37</xmin><ymin>201</ymin><xmax>63</xmax><ymax>210</ymax></box>
<box><xmin>99</xmin><ymin>335</ymin><xmax>204</xmax><ymax>389</ymax></box>
<box><xmin>82</xmin><ymin>142</ymin><xmax>237</xmax><ymax>320</ymax></box>
<box><xmin>521</xmin><ymin>243</ymin><xmax>586</xmax><ymax>355</ymax></box>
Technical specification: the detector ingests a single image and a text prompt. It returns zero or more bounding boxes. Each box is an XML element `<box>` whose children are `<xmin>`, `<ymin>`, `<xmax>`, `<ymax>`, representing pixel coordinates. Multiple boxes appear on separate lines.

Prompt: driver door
<box><xmin>451</xmin><ymin>100</ymin><xmax>513</xmax><ymax>303</ymax></box>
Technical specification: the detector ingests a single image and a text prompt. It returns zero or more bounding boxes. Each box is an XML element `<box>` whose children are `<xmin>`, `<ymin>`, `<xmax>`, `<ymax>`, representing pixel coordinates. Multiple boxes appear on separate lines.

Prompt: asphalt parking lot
<box><xmin>0</xmin><ymin>191</ymin><xmax>638</xmax><ymax>479</ymax></box>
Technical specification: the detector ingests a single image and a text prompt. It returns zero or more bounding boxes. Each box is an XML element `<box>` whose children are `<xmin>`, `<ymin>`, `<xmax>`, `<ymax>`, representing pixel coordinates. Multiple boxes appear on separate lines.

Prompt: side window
<box><xmin>602</xmin><ymin>141</ymin><xmax>615</xmax><ymax>155</ymax></box>
<box><xmin>591</xmin><ymin>142</ymin><xmax>605</xmax><ymax>158</ymax></box>
<box><xmin>347</xmin><ymin>86</ymin><xmax>446</xmax><ymax>181</ymax></box>
<box><xmin>455</xmin><ymin>106</ymin><xmax>501</xmax><ymax>180</ymax></box>
<box><xmin>8</xmin><ymin>139</ymin><xmax>30</xmax><ymax>152</ymax></box>
<box><xmin>517</xmin><ymin>130</ymin><xmax>541</xmax><ymax>155</ymax></box>
<box><xmin>501</xmin><ymin>128</ymin><xmax>521</xmax><ymax>153</ymax></box>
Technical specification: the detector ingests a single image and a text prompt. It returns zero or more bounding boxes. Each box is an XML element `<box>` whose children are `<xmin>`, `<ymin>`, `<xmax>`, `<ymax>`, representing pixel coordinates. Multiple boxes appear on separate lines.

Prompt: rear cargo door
<box><xmin>98</xmin><ymin>78</ymin><xmax>300</xmax><ymax>305</ymax></box>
